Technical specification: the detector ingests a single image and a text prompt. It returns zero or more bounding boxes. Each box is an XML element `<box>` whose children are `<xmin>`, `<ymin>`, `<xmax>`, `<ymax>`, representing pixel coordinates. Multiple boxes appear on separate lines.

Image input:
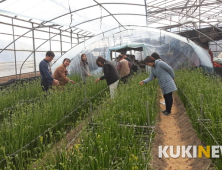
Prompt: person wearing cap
<box><xmin>39</xmin><ymin>51</ymin><xmax>59</xmax><ymax>91</ymax></box>
<box><xmin>116</xmin><ymin>54</ymin><xmax>132</xmax><ymax>83</ymax></box>
<box><xmin>52</xmin><ymin>58</ymin><xmax>76</xmax><ymax>89</ymax></box>
<box><xmin>95</xmin><ymin>56</ymin><xmax>120</xmax><ymax>99</ymax></box>
<box><xmin>140</xmin><ymin>56</ymin><xmax>177</xmax><ymax>116</ymax></box>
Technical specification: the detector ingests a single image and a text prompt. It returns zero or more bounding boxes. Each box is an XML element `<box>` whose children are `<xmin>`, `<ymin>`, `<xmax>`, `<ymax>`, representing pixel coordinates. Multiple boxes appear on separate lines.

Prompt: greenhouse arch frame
<box><xmin>0</xmin><ymin>0</ymin><xmax>222</xmax><ymax>82</ymax></box>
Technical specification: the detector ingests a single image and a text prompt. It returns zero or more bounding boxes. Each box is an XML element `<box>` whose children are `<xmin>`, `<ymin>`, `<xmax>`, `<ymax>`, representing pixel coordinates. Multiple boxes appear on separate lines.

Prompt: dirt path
<box><xmin>151</xmin><ymin>93</ymin><xmax>214</xmax><ymax>170</ymax></box>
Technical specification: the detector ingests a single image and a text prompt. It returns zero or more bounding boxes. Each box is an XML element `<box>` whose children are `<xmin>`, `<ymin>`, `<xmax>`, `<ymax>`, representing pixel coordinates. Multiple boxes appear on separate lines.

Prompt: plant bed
<box><xmin>29</xmin><ymin>73</ymin><xmax>159</xmax><ymax>170</ymax></box>
<box><xmin>176</xmin><ymin>69</ymin><xmax>222</xmax><ymax>169</ymax></box>
<box><xmin>0</xmin><ymin>76</ymin><xmax>108</xmax><ymax>169</ymax></box>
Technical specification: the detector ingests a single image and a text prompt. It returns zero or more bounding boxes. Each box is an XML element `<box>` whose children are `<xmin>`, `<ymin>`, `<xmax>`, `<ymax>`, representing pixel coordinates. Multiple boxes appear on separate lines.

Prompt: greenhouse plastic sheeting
<box><xmin>0</xmin><ymin>0</ymin><xmax>146</xmax><ymax>34</ymax></box>
<box><xmin>52</xmin><ymin>27</ymin><xmax>213</xmax><ymax>76</ymax></box>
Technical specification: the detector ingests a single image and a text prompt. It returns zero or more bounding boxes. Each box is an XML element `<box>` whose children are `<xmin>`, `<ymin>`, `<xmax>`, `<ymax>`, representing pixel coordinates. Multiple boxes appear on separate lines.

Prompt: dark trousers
<box><xmin>120</xmin><ymin>74</ymin><xmax>130</xmax><ymax>84</ymax></box>
<box><xmin>41</xmin><ymin>79</ymin><xmax>52</xmax><ymax>92</ymax></box>
<box><xmin>163</xmin><ymin>92</ymin><xmax>173</xmax><ymax>113</ymax></box>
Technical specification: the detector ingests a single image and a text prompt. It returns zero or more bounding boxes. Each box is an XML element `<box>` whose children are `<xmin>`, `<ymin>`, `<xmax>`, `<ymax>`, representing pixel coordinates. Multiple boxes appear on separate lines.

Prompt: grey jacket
<box><xmin>143</xmin><ymin>60</ymin><xmax>177</xmax><ymax>94</ymax></box>
<box><xmin>80</xmin><ymin>60</ymin><xmax>90</xmax><ymax>81</ymax></box>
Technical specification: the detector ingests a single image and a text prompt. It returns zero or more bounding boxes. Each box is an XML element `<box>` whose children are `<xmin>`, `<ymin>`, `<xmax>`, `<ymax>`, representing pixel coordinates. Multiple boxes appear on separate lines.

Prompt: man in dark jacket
<box><xmin>39</xmin><ymin>51</ymin><xmax>59</xmax><ymax>91</ymax></box>
<box><xmin>95</xmin><ymin>57</ymin><xmax>120</xmax><ymax>99</ymax></box>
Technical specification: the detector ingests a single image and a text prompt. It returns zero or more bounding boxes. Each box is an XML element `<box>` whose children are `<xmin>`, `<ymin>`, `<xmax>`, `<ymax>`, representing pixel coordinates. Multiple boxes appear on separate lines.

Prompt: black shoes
<box><xmin>161</xmin><ymin>110</ymin><xmax>171</xmax><ymax>115</ymax></box>
<box><xmin>163</xmin><ymin>111</ymin><xmax>171</xmax><ymax>116</ymax></box>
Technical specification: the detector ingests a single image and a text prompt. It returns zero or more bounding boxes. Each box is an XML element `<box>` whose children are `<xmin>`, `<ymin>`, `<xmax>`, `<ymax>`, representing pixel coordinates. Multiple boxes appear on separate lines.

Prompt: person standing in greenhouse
<box><xmin>80</xmin><ymin>54</ymin><xmax>91</xmax><ymax>83</ymax></box>
<box><xmin>122</xmin><ymin>52</ymin><xmax>138</xmax><ymax>73</ymax></box>
<box><xmin>39</xmin><ymin>51</ymin><xmax>59</xmax><ymax>91</ymax></box>
<box><xmin>151</xmin><ymin>52</ymin><xmax>166</xmax><ymax>105</ymax></box>
<box><xmin>139</xmin><ymin>56</ymin><xmax>177</xmax><ymax>116</ymax></box>
<box><xmin>95</xmin><ymin>56</ymin><xmax>120</xmax><ymax>99</ymax></box>
<box><xmin>116</xmin><ymin>54</ymin><xmax>132</xmax><ymax>83</ymax></box>
<box><xmin>52</xmin><ymin>58</ymin><xmax>76</xmax><ymax>89</ymax></box>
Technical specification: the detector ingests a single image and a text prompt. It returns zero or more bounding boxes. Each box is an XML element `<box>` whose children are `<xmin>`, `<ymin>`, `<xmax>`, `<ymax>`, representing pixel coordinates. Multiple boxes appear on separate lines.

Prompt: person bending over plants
<box><xmin>53</xmin><ymin>58</ymin><xmax>76</xmax><ymax>90</ymax></box>
<box><xmin>116</xmin><ymin>54</ymin><xmax>132</xmax><ymax>84</ymax></box>
<box><xmin>95</xmin><ymin>56</ymin><xmax>120</xmax><ymax>99</ymax></box>
<box><xmin>150</xmin><ymin>52</ymin><xmax>165</xmax><ymax>105</ymax></box>
<box><xmin>139</xmin><ymin>56</ymin><xmax>177</xmax><ymax>116</ymax></box>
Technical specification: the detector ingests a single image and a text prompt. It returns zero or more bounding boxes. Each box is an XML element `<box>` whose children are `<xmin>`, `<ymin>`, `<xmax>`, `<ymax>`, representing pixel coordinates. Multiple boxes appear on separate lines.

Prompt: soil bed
<box><xmin>151</xmin><ymin>93</ymin><xmax>214</xmax><ymax>170</ymax></box>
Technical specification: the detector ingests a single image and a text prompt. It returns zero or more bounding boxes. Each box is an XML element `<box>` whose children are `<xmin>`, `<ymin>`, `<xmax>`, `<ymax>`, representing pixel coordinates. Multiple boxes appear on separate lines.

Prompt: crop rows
<box><xmin>29</xmin><ymin>74</ymin><xmax>159</xmax><ymax>170</ymax></box>
<box><xmin>0</xmin><ymin>79</ymin><xmax>42</xmax><ymax>114</ymax></box>
<box><xmin>176</xmin><ymin>69</ymin><xmax>222</xmax><ymax>169</ymax></box>
<box><xmin>0</xmin><ymin>75</ymin><xmax>107</xmax><ymax>169</ymax></box>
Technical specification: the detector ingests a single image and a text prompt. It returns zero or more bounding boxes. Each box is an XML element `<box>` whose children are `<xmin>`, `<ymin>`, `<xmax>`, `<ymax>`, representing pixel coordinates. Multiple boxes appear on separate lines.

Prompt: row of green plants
<box><xmin>176</xmin><ymin>69</ymin><xmax>222</xmax><ymax>169</ymax></box>
<box><xmin>0</xmin><ymin>76</ymin><xmax>83</xmax><ymax>123</ymax></box>
<box><xmin>0</xmin><ymin>75</ymin><xmax>107</xmax><ymax>169</ymax></box>
<box><xmin>30</xmin><ymin>74</ymin><xmax>159</xmax><ymax>170</ymax></box>
<box><xmin>0</xmin><ymin>79</ymin><xmax>42</xmax><ymax>114</ymax></box>
<box><xmin>0</xmin><ymin>76</ymin><xmax>83</xmax><ymax>120</ymax></box>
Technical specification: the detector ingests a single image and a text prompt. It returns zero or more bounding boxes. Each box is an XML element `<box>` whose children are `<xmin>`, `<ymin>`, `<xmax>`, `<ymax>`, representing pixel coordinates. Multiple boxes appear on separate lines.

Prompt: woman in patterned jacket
<box><xmin>140</xmin><ymin>56</ymin><xmax>177</xmax><ymax>116</ymax></box>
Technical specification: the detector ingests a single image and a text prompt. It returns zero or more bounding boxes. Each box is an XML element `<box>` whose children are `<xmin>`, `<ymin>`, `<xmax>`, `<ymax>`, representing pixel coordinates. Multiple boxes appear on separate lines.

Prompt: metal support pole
<box><xmin>200</xmin><ymin>94</ymin><xmax>203</xmax><ymax>134</ymax></box>
<box><xmin>60</xmin><ymin>30</ymin><xmax>62</xmax><ymax>56</ymax></box>
<box><xmin>144</xmin><ymin>0</ymin><xmax>148</xmax><ymax>26</ymax></box>
<box><xmin>32</xmin><ymin>23</ymin><xmax>37</xmax><ymax>76</ymax></box>
<box><xmin>84</xmin><ymin>36</ymin><xmax>86</xmax><ymax>49</ymax></box>
<box><xmin>77</xmin><ymin>34</ymin><xmax>79</xmax><ymax>44</ymax></box>
<box><xmin>199</xmin><ymin>0</ymin><xmax>201</xmax><ymax>29</ymax></box>
<box><xmin>12</xmin><ymin>18</ymin><xmax>17</xmax><ymax>79</ymax></box>
<box><xmin>49</xmin><ymin>27</ymin><xmax>51</xmax><ymax>51</ymax></box>
<box><xmin>146</xmin><ymin>101</ymin><xmax>150</xmax><ymax>126</ymax></box>
<box><xmin>71</xmin><ymin>30</ymin><xmax>72</xmax><ymax>48</ymax></box>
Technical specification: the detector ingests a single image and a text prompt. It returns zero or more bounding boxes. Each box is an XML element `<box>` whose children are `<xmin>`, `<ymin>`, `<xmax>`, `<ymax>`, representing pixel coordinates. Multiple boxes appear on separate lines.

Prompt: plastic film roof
<box><xmin>0</xmin><ymin>0</ymin><xmax>222</xmax><ymax>78</ymax></box>
<box><xmin>0</xmin><ymin>0</ymin><xmax>145</xmax><ymax>34</ymax></box>
<box><xmin>1</xmin><ymin>0</ymin><xmax>222</xmax><ymax>34</ymax></box>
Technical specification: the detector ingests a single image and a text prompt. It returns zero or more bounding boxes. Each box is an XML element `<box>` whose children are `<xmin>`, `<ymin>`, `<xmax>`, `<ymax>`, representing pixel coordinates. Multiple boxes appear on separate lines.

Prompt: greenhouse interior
<box><xmin>0</xmin><ymin>0</ymin><xmax>222</xmax><ymax>169</ymax></box>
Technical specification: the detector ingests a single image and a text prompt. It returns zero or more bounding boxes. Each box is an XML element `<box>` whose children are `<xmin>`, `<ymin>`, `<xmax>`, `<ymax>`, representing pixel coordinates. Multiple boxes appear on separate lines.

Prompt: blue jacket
<box><xmin>143</xmin><ymin>60</ymin><xmax>177</xmax><ymax>94</ymax></box>
<box><xmin>39</xmin><ymin>59</ymin><xmax>54</xmax><ymax>84</ymax></box>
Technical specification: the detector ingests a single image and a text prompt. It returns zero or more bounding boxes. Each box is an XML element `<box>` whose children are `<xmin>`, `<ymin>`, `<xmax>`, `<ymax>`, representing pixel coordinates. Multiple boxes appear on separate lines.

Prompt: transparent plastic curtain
<box><xmin>52</xmin><ymin>28</ymin><xmax>213</xmax><ymax>76</ymax></box>
<box><xmin>52</xmin><ymin>27</ymin><xmax>125</xmax><ymax>74</ymax></box>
